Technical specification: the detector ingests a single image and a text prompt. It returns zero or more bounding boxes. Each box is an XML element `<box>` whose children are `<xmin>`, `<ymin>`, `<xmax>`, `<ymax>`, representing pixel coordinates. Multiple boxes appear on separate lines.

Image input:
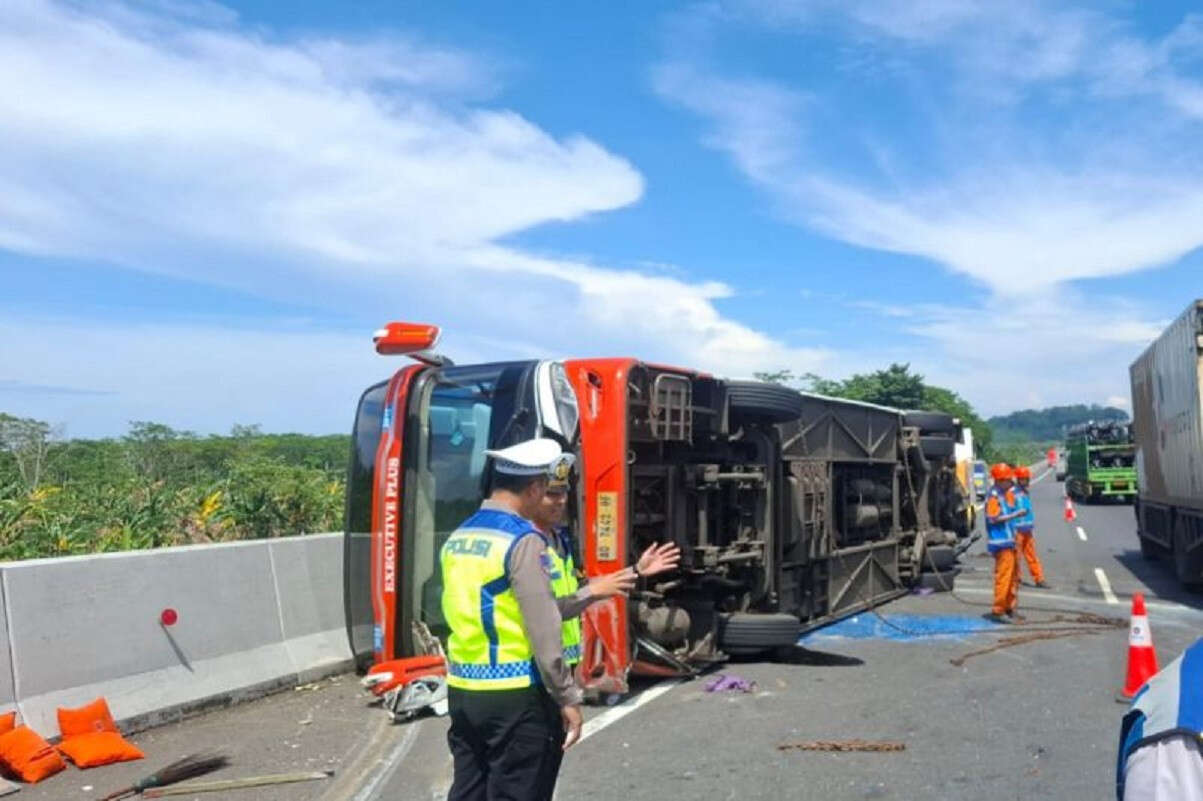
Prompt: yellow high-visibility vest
<box><xmin>441</xmin><ymin>508</ymin><xmax>541</xmax><ymax>691</ymax></box>
<box><xmin>546</xmin><ymin>529</ymin><xmax>582</xmax><ymax>665</ymax></box>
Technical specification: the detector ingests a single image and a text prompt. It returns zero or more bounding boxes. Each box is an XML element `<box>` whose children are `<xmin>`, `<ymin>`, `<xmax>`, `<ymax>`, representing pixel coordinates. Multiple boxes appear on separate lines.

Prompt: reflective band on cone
<box><xmin>1129</xmin><ymin>615</ymin><xmax>1152</xmax><ymax>648</ymax></box>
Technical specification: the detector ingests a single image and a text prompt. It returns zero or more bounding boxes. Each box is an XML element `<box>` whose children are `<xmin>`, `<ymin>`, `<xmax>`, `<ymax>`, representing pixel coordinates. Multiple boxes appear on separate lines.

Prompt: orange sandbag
<box><xmin>56</xmin><ymin>698</ymin><xmax>143</xmax><ymax>768</ymax></box>
<box><xmin>0</xmin><ymin>712</ymin><xmax>14</xmax><ymax>737</ymax></box>
<box><xmin>57</xmin><ymin>732</ymin><xmax>144</xmax><ymax>768</ymax></box>
<box><xmin>0</xmin><ymin>725</ymin><xmax>65</xmax><ymax>783</ymax></box>
<box><xmin>58</xmin><ymin>697</ymin><xmax>119</xmax><ymax>738</ymax></box>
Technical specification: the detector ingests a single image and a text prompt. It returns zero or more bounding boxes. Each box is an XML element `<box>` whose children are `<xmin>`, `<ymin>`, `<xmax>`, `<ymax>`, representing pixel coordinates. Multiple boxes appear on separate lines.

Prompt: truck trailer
<box><xmin>1130</xmin><ymin>299</ymin><xmax>1203</xmax><ymax>587</ymax></box>
<box><xmin>344</xmin><ymin>323</ymin><xmax>973</xmax><ymax>694</ymax></box>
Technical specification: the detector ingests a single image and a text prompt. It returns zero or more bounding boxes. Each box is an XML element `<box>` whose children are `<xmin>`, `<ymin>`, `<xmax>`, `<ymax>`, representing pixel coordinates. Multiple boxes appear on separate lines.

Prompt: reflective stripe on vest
<box><xmin>985</xmin><ymin>487</ymin><xmax>1016</xmax><ymax>552</ymax></box>
<box><xmin>1014</xmin><ymin>488</ymin><xmax>1035</xmax><ymax>532</ymax></box>
<box><xmin>1117</xmin><ymin>639</ymin><xmax>1203</xmax><ymax>799</ymax></box>
<box><xmin>547</xmin><ymin>528</ymin><xmax>583</xmax><ymax>665</ymax></box>
<box><xmin>441</xmin><ymin>508</ymin><xmax>540</xmax><ymax>691</ymax></box>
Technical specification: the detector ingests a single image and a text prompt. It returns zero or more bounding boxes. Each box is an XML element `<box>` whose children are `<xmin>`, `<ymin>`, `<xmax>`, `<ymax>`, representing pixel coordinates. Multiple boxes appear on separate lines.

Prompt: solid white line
<box><xmin>1032</xmin><ymin>467</ymin><xmax>1053</xmax><ymax>485</ymax></box>
<box><xmin>578</xmin><ymin>679</ymin><xmax>683</xmax><ymax>744</ymax></box>
<box><xmin>1094</xmin><ymin>567</ymin><xmax>1120</xmax><ymax>605</ymax></box>
<box><xmin>352</xmin><ymin>720</ymin><xmax>421</xmax><ymax>801</ymax></box>
<box><xmin>1076</xmin><ymin>526</ymin><xmax>1088</xmax><ymax>542</ymax></box>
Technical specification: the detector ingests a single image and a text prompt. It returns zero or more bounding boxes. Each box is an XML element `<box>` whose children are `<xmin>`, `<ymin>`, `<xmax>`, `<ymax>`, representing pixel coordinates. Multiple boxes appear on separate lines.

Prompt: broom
<box><xmin>98</xmin><ymin>752</ymin><xmax>230</xmax><ymax>801</ymax></box>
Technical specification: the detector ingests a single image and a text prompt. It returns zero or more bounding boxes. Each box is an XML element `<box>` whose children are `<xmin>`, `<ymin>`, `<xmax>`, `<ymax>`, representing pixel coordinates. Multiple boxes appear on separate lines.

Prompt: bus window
<box><xmin>410</xmin><ymin>362</ymin><xmax>535</xmax><ymax>640</ymax></box>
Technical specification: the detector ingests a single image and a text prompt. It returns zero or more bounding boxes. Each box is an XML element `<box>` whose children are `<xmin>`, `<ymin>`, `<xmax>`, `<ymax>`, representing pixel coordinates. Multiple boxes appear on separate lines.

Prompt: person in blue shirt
<box><xmin>1012</xmin><ymin>466</ymin><xmax>1050</xmax><ymax>588</ymax></box>
<box><xmin>1117</xmin><ymin>638</ymin><xmax>1203</xmax><ymax>799</ymax></box>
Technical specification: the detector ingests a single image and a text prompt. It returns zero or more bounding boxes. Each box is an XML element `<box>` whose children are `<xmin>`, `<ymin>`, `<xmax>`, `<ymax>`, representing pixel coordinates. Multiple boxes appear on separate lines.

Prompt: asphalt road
<box><xmin>28</xmin><ymin>469</ymin><xmax>1202</xmax><ymax>801</ymax></box>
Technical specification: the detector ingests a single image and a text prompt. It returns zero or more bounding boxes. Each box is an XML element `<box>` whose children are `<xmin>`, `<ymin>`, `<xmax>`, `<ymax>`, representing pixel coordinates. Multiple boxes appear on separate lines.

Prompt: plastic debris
<box><xmin>703</xmin><ymin>674</ymin><xmax>757</xmax><ymax>693</ymax></box>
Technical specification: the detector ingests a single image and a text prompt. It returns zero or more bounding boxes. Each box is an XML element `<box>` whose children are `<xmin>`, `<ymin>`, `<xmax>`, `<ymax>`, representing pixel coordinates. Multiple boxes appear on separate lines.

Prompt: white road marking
<box><xmin>578</xmin><ymin>679</ymin><xmax>683</xmax><ymax>744</ymax></box>
<box><xmin>1076</xmin><ymin>526</ymin><xmax>1088</xmax><ymax>542</ymax></box>
<box><xmin>953</xmin><ymin>585</ymin><xmax>1203</xmax><ymax>619</ymax></box>
<box><xmin>1032</xmin><ymin>467</ymin><xmax>1053</xmax><ymax>485</ymax></box>
<box><xmin>1094</xmin><ymin>567</ymin><xmax>1120</xmax><ymax>605</ymax></box>
<box><xmin>352</xmin><ymin>719</ymin><xmax>422</xmax><ymax>801</ymax></box>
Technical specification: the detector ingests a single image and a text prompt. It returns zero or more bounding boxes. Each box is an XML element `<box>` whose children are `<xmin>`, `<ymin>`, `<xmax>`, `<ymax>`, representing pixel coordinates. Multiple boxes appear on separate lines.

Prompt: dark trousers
<box><xmin>447</xmin><ymin>686</ymin><xmax>565</xmax><ymax>801</ymax></box>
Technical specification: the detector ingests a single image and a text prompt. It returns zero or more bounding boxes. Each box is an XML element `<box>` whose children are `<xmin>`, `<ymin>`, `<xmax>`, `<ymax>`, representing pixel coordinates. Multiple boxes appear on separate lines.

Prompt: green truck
<box><xmin>1063</xmin><ymin>421</ymin><xmax>1137</xmax><ymax>503</ymax></box>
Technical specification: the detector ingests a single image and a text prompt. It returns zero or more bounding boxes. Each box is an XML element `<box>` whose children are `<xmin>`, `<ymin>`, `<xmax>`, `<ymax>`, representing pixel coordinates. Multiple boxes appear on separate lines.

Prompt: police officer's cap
<box><xmin>485</xmin><ymin>438</ymin><xmax>575</xmax><ymax>479</ymax></box>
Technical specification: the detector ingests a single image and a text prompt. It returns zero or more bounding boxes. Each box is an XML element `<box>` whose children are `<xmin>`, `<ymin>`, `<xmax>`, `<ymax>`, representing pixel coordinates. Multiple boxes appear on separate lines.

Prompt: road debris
<box><xmin>143</xmin><ymin>769</ymin><xmax>334</xmax><ymax>797</ymax></box>
<box><xmin>704</xmin><ymin>674</ymin><xmax>757</xmax><ymax>693</ymax></box>
<box><xmin>950</xmin><ymin>629</ymin><xmax>1106</xmax><ymax>667</ymax></box>
<box><xmin>777</xmin><ymin>739</ymin><xmax>906</xmax><ymax>752</ymax></box>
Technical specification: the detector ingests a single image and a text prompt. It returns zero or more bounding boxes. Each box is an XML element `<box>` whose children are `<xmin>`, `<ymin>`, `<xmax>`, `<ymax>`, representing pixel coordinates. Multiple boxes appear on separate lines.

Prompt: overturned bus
<box><xmin>345</xmin><ymin>323</ymin><xmax>973</xmax><ymax>696</ymax></box>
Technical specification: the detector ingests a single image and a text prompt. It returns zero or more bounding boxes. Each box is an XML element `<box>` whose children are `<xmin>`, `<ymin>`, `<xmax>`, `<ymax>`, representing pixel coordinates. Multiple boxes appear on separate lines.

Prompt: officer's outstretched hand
<box><xmin>562</xmin><ymin>705</ymin><xmax>583</xmax><ymax>751</ymax></box>
<box><xmin>637</xmin><ymin>542</ymin><xmax>681</xmax><ymax>578</ymax></box>
<box><xmin>589</xmin><ymin>568</ymin><xmax>637</xmax><ymax>598</ymax></box>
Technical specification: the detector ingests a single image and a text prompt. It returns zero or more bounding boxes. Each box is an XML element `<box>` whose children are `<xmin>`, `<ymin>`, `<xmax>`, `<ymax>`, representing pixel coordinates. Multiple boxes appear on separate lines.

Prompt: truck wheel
<box><xmin>726</xmin><ymin>381</ymin><xmax>805</xmax><ymax>424</ymax></box>
<box><xmin>1139</xmin><ymin>536</ymin><xmax>1160</xmax><ymax>561</ymax></box>
<box><xmin>920</xmin><ymin>545</ymin><xmax>957</xmax><ymax>572</ymax></box>
<box><xmin>718</xmin><ymin>613</ymin><xmax>802</xmax><ymax>650</ymax></box>
<box><xmin>919</xmin><ymin>435</ymin><xmax>955</xmax><ymax>460</ymax></box>
<box><xmin>915</xmin><ymin>567</ymin><xmax>959</xmax><ymax>592</ymax></box>
<box><xmin>1173</xmin><ymin>524</ymin><xmax>1203</xmax><ymax>590</ymax></box>
<box><xmin>902</xmin><ymin>411</ymin><xmax>957</xmax><ymax>435</ymax></box>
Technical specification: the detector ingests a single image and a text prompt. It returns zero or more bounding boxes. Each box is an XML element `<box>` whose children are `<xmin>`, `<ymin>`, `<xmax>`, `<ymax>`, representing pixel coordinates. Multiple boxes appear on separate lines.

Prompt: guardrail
<box><xmin>0</xmin><ymin>533</ymin><xmax>349</xmax><ymax>735</ymax></box>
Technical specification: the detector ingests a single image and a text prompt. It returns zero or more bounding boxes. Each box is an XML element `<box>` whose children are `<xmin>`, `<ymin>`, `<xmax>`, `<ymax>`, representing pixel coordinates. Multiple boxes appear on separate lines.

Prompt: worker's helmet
<box><xmin>990</xmin><ymin>463</ymin><xmax>1014</xmax><ymax>481</ymax></box>
<box><xmin>1013</xmin><ymin>466</ymin><xmax>1032</xmax><ymax>480</ymax></box>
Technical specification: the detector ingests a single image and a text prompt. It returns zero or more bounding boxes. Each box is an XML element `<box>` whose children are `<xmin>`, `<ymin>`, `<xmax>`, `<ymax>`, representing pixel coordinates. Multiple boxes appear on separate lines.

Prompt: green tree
<box><xmin>0</xmin><ymin>413</ymin><xmax>58</xmax><ymax>490</ymax></box>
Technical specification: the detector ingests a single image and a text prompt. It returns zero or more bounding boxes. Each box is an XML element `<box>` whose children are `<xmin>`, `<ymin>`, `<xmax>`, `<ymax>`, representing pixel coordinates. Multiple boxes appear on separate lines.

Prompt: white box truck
<box><xmin>1129</xmin><ymin>299</ymin><xmax>1203</xmax><ymax>587</ymax></box>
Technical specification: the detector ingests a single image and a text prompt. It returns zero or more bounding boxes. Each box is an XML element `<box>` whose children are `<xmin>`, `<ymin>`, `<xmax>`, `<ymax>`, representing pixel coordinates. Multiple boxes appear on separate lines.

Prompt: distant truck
<box><xmin>1063</xmin><ymin>420</ymin><xmax>1137</xmax><ymax>503</ymax></box>
<box><xmin>1130</xmin><ymin>299</ymin><xmax>1203</xmax><ymax>587</ymax></box>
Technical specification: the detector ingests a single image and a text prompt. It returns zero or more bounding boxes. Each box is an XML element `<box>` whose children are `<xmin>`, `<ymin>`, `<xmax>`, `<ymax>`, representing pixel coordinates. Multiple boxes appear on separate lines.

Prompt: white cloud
<box><xmin>887</xmin><ymin>291</ymin><xmax>1162</xmax><ymax>416</ymax></box>
<box><xmin>657</xmin><ymin>2</ymin><xmax>1203</xmax><ymax>293</ymax></box>
<box><xmin>0</xmin><ymin>1</ymin><xmax>833</xmax><ymax>434</ymax></box>
<box><xmin>0</xmin><ymin>0</ymin><xmax>641</xmax><ymax>273</ymax></box>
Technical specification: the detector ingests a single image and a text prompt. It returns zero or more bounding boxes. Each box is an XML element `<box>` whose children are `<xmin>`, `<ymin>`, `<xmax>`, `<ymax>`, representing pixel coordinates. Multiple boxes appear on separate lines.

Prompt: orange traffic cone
<box><xmin>1117</xmin><ymin>592</ymin><xmax>1159</xmax><ymax>703</ymax></box>
<box><xmin>1063</xmin><ymin>496</ymin><xmax>1077</xmax><ymax>522</ymax></box>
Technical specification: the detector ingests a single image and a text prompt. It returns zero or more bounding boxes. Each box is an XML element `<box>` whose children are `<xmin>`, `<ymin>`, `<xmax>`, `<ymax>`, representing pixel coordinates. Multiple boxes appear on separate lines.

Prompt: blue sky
<box><xmin>2</xmin><ymin>0</ymin><xmax>1202</xmax><ymax>437</ymax></box>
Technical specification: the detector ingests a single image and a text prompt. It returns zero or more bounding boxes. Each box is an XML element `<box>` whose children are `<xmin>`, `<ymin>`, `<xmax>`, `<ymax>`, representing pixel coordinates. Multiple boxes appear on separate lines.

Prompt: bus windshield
<box><xmin>408</xmin><ymin>361</ymin><xmax>538</xmax><ymax>641</ymax></box>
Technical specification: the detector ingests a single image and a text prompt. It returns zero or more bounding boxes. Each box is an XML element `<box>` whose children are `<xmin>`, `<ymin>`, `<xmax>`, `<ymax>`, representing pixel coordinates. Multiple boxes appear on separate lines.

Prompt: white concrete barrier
<box><xmin>0</xmin><ymin>533</ymin><xmax>350</xmax><ymax>736</ymax></box>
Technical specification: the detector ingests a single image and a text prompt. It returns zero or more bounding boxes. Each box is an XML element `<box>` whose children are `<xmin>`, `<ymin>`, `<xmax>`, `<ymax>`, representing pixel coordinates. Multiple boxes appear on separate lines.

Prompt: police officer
<box><xmin>984</xmin><ymin>463</ymin><xmax>1026</xmax><ymax>624</ymax></box>
<box><xmin>530</xmin><ymin>468</ymin><xmax>680</xmax><ymax>800</ymax></box>
<box><xmin>1117</xmin><ymin>638</ymin><xmax>1203</xmax><ymax>799</ymax></box>
<box><xmin>441</xmin><ymin>437</ymin><xmax>582</xmax><ymax>801</ymax></box>
<box><xmin>533</xmin><ymin>467</ymin><xmax>682</xmax><ymax>666</ymax></box>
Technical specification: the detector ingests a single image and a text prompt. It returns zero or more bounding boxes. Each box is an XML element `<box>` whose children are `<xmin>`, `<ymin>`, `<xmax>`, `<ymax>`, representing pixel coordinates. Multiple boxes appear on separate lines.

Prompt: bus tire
<box><xmin>919</xmin><ymin>435</ymin><xmax>955</xmax><ymax>460</ymax></box>
<box><xmin>920</xmin><ymin>545</ymin><xmax>957</xmax><ymax>572</ymax></box>
<box><xmin>726</xmin><ymin>381</ymin><xmax>805</xmax><ymax>424</ymax></box>
<box><xmin>916</xmin><ymin>567</ymin><xmax>959</xmax><ymax>592</ymax></box>
<box><xmin>719</xmin><ymin>613</ymin><xmax>802</xmax><ymax>650</ymax></box>
<box><xmin>902</xmin><ymin>411</ymin><xmax>957</xmax><ymax>435</ymax></box>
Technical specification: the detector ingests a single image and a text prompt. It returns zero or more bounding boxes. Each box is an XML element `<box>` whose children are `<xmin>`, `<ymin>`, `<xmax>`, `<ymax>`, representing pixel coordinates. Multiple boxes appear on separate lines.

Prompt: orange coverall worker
<box><xmin>1012</xmin><ymin>467</ymin><xmax>1047</xmax><ymax>586</ymax></box>
<box><xmin>985</xmin><ymin>465</ymin><xmax>1023</xmax><ymax>618</ymax></box>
